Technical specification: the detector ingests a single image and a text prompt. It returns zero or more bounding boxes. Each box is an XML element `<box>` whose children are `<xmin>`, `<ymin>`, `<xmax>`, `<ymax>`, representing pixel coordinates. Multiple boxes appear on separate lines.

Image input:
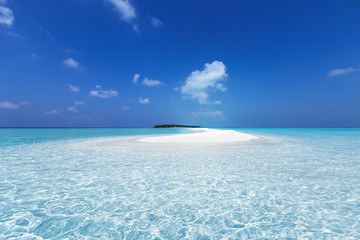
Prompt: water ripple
<box><xmin>1</xmin><ymin>129</ymin><xmax>360</xmax><ymax>239</ymax></box>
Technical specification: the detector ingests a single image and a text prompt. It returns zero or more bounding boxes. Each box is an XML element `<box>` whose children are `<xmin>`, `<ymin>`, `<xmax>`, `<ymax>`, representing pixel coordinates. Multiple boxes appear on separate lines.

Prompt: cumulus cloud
<box><xmin>138</xmin><ymin>97</ymin><xmax>150</xmax><ymax>104</ymax></box>
<box><xmin>215</xmin><ymin>83</ymin><xmax>227</xmax><ymax>92</ymax></box>
<box><xmin>68</xmin><ymin>106</ymin><xmax>78</xmax><ymax>113</ymax></box>
<box><xmin>63</xmin><ymin>58</ymin><xmax>79</xmax><ymax>69</ymax></box>
<box><xmin>90</xmin><ymin>85</ymin><xmax>118</xmax><ymax>98</ymax></box>
<box><xmin>107</xmin><ymin>0</ymin><xmax>136</xmax><ymax>22</ymax></box>
<box><xmin>45</xmin><ymin>109</ymin><xmax>61</xmax><ymax>115</ymax></box>
<box><xmin>68</xmin><ymin>101</ymin><xmax>84</xmax><ymax>113</ymax></box>
<box><xmin>0</xmin><ymin>5</ymin><xmax>14</xmax><ymax>27</ymax></box>
<box><xmin>151</xmin><ymin>17</ymin><xmax>163</xmax><ymax>27</ymax></box>
<box><xmin>192</xmin><ymin>110</ymin><xmax>223</xmax><ymax>118</ymax></box>
<box><xmin>0</xmin><ymin>101</ymin><xmax>19</xmax><ymax>109</ymax></box>
<box><xmin>327</xmin><ymin>67</ymin><xmax>360</xmax><ymax>77</ymax></box>
<box><xmin>68</xmin><ymin>84</ymin><xmax>80</xmax><ymax>92</ymax></box>
<box><xmin>143</xmin><ymin>77</ymin><xmax>163</xmax><ymax>86</ymax></box>
<box><xmin>133</xmin><ymin>73</ymin><xmax>140</xmax><ymax>84</ymax></box>
<box><xmin>181</xmin><ymin>61</ymin><xmax>228</xmax><ymax>104</ymax></box>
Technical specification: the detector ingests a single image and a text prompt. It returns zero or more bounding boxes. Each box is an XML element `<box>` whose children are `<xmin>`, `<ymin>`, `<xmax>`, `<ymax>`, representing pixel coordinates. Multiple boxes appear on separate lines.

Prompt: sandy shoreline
<box><xmin>137</xmin><ymin>128</ymin><xmax>259</xmax><ymax>143</ymax></box>
<box><xmin>84</xmin><ymin>128</ymin><xmax>261</xmax><ymax>148</ymax></box>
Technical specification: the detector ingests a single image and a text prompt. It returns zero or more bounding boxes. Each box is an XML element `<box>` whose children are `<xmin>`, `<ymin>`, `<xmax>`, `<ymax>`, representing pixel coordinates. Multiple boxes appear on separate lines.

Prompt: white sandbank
<box><xmin>81</xmin><ymin>128</ymin><xmax>261</xmax><ymax>148</ymax></box>
<box><xmin>137</xmin><ymin>128</ymin><xmax>259</xmax><ymax>143</ymax></box>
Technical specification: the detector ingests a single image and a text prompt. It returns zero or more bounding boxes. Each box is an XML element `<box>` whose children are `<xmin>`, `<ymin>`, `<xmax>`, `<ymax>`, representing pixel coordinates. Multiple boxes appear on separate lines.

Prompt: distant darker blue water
<box><xmin>0</xmin><ymin>128</ymin><xmax>360</xmax><ymax>239</ymax></box>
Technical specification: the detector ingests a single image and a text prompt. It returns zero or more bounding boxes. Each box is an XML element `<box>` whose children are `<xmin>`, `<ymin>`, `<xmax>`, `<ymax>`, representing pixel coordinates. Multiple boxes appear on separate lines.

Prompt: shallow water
<box><xmin>1</xmin><ymin>128</ymin><xmax>360</xmax><ymax>239</ymax></box>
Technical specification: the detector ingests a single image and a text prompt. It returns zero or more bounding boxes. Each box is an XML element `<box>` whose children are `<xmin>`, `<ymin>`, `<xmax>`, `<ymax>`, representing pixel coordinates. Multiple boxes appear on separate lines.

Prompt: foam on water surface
<box><xmin>1</xmin><ymin>128</ymin><xmax>360</xmax><ymax>239</ymax></box>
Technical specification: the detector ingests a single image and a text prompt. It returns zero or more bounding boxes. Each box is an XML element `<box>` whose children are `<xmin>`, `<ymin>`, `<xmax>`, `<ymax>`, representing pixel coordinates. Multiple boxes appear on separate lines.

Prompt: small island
<box><xmin>154</xmin><ymin>124</ymin><xmax>201</xmax><ymax>128</ymax></box>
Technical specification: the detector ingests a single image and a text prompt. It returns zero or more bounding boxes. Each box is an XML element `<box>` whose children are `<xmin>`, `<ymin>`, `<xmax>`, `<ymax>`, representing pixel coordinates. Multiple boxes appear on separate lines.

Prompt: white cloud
<box><xmin>68</xmin><ymin>106</ymin><xmax>78</xmax><ymax>113</ymax></box>
<box><xmin>181</xmin><ymin>60</ymin><xmax>228</xmax><ymax>104</ymax></box>
<box><xmin>327</xmin><ymin>67</ymin><xmax>360</xmax><ymax>77</ymax></box>
<box><xmin>107</xmin><ymin>0</ymin><xmax>136</xmax><ymax>22</ymax></box>
<box><xmin>89</xmin><ymin>85</ymin><xmax>118</xmax><ymax>98</ymax></box>
<box><xmin>151</xmin><ymin>17</ymin><xmax>163</xmax><ymax>27</ymax></box>
<box><xmin>0</xmin><ymin>0</ymin><xmax>7</xmax><ymax>4</ymax></box>
<box><xmin>63</xmin><ymin>58</ymin><xmax>79</xmax><ymax>69</ymax></box>
<box><xmin>139</xmin><ymin>97</ymin><xmax>150</xmax><ymax>104</ymax></box>
<box><xmin>68</xmin><ymin>84</ymin><xmax>80</xmax><ymax>92</ymax></box>
<box><xmin>143</xmin><ymin>77</ymin><xmax>163</xmax><ymax>86</ymax></box>
<box><xmin>133</xmin><ymin>73</ymin><xmax>140</xmax><ymax>84</ymax></box>
<box><xmin>0</xmin><ymin>101</ymin><xmax>19</xmax><ymax>109</ymax></box>
<box><xmin>74</xmin><ymin>100</ymin><xmax>84</xmax><ymax>106</ymax></box>
<box><xmin>68</xmin><ymin>101</ymin><xmax>84</xmax><ymax>113</ymax></box>
<box><xmin>215</xmin><ymin>83</ymin><xmax>227</xmax><ymax>92</ymax></box>
<box><xmin>45</xmin><ymin>109</ymin><xmax>61</xmax><ymax>115</ymax></box>
<box><xmin>0</xmin><ymin>6</ymin><xmax>14</xmax><ymax>27</ymax></box>
<box><xmin>192</xmin><ymin>110</ymin><xmax>223</xmax><ymax>118</ymax></box>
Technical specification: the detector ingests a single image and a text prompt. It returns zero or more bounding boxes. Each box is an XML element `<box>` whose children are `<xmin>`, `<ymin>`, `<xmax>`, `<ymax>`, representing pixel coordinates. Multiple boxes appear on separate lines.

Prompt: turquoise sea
<box><xmin>1</xmin><ymin>128</ymin><xmax>360</xmax><ymax>239</ymax></box>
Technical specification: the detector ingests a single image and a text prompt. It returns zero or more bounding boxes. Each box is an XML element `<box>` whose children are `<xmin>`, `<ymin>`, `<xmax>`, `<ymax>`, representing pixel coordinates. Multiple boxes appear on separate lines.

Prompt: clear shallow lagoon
<box><xmin>1</xmin><ymin>128</ymin><xmax>360</xmax><ymax>239</ymax></box>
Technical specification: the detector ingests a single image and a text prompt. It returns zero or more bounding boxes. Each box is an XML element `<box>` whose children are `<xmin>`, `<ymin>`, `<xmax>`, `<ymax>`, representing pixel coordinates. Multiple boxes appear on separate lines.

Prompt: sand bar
<box><xmin>82</xmin><ymin>128</ymin><xmax>261</xmax><ymax>148</ymax></box>
<box><xmin>137</xmin><ymin>128</ymin><xmax>259</xmax><ymax>143</ymax></box>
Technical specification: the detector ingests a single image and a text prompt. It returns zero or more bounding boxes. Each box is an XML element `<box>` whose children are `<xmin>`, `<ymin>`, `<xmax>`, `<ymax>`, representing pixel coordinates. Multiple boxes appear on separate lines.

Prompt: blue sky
<box><xmin>1</xmin><ymin>0</ymin><xmax>360</xmax><ymax>127</ymax></box>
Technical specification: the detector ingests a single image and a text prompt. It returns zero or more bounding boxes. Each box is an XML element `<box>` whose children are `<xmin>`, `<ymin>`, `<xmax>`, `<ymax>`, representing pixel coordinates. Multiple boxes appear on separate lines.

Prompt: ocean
<box><xmin>0</xmin><ymin>128</ymin><xmax>360</xmax><ymax>239</ymax></box>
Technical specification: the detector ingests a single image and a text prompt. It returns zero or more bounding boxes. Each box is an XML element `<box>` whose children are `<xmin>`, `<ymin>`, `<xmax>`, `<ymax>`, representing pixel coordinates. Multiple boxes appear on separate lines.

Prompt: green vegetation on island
<box><xmin>154</xmin><ymin>124</ymin><xmax>201</xmax><ymax>128</ymax></box>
